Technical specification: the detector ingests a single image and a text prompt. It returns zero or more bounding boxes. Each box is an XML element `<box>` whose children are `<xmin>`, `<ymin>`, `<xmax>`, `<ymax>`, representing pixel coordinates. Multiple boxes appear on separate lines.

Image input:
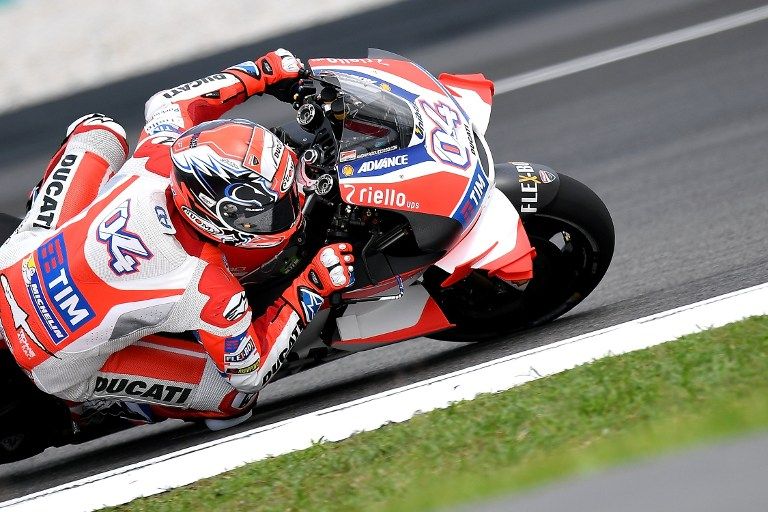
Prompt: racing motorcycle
<box><xmin>0</xmin><ymin>50</ymin><xmax>613</xmax><ymax>462</ymax></box>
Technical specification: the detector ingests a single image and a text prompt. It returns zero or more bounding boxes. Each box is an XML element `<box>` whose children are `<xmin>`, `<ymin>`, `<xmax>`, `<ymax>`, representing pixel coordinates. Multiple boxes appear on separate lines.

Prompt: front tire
<box><xmin>426</xmin><ymin>172</ymin><xmax>614</xmax><ymax>341</ymax></box>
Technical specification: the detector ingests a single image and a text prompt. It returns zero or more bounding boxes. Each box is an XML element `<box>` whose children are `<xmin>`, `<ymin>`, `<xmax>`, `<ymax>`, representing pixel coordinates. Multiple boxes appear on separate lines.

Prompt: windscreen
<box><xmin>334</xmin><ymin>74</ymin><xmax>415</xmax><ymax>161</ymax></box>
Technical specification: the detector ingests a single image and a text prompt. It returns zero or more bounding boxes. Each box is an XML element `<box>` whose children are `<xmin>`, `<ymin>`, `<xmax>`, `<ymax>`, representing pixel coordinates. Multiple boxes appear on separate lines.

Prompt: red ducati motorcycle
<box><xmin>0</xmin><ymin>50</ymin><xmax>613</xmax><ymax>463</ymax></box>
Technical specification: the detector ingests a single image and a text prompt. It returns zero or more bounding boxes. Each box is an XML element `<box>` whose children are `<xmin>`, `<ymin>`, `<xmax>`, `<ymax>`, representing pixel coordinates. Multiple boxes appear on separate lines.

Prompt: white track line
<box><xmin>2</xmin><ymin>281</ymin><xmax>768</xmax><ymax>512</ymax></box>
<box><xmin>495</xmin><ymin>4</ymin><xmax>768</xmax><ymax>94</ymax></box>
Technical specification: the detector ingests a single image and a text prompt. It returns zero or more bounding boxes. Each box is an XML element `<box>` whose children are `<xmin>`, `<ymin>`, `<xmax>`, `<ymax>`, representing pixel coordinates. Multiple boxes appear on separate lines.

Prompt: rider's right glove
<box><xmin>281</xmin><ymin>243</ymin><xmax>355</xmax><ymax>326</ymax></box>
<box><xmin>225</xmin><ymin>48</ymin><xmax>304</xmax><ymax>102</ymax></box>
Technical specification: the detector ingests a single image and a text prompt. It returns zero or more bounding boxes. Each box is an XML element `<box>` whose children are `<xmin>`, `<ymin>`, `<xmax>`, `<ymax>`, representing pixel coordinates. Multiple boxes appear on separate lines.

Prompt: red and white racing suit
<box><xmin>0</xmin><ymin>50</ymin><xmax>349</xmax><ymax>422</ymax></box>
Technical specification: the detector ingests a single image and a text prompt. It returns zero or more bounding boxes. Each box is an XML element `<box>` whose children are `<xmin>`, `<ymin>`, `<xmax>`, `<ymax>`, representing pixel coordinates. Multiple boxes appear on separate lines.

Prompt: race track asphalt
<box><xmin>1</xmin><ymin>0</ymin><xmax>768</xmax><ymax>503</ymax></box>
<box><xmin>454</xmin><ymin>432</ymin><xmax>768</xmax><ymax>512</ymax></box>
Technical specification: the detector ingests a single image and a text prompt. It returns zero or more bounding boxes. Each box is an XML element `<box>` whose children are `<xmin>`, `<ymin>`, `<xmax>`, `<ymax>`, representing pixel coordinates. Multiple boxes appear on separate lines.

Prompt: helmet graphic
<box><xmin>170</xmin><ymin>119</ymin><xmax>301</xmax><ymax>249</ymax></box>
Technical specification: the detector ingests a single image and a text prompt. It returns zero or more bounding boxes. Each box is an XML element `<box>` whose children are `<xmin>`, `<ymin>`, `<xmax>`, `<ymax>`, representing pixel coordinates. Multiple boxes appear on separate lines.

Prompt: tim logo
<box><xmin>97</xmin><ymin>200</ymin><xmax>153</xmax><ymax>275</ymax></box>
<box><xmin>35</xmin><ymin>234</ymin><xmax>95</xmax><ymax>338</ymax></box>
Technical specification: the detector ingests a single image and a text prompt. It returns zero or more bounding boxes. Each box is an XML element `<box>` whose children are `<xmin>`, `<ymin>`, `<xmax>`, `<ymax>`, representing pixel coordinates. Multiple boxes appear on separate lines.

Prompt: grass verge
<box><xmin>109</xmin><ymin>316</ymin><xmax>768</xmax><ymax>512</ymax></box>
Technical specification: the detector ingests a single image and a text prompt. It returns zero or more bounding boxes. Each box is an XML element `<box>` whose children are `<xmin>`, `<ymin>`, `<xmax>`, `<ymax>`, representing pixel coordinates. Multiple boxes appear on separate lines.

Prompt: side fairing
<box><xmin>435</xmin><ymin>188</ymin><xmax>535</xmax><ymax>286</ymax></box>
<box><xmin>437</xmin><ymin>73</ymin><xmax>494</xmax><ymax>136</ymax></box>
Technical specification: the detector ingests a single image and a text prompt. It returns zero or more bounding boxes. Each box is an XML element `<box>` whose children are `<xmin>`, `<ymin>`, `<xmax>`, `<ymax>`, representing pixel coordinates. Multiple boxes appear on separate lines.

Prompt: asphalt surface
<box><xmin>454</xmin><ymin>432</ymin><xmax>768</xmax><ymax>512</ymax></box>
<box><xmin>2</xmin><ymin>0</ymin><xmax>768</xmax><ymax>504</ymax></box>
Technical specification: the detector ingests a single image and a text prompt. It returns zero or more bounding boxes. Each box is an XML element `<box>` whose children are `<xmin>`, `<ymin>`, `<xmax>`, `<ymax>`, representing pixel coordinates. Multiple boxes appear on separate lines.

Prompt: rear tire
<box><xmin>426</xmin><ymin>173</ymin><xmax>614</xmax><ymax>341</ymax></box>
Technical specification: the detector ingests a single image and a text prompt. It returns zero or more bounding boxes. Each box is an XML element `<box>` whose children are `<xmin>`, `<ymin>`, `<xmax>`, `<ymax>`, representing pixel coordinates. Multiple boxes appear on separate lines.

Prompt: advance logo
<box><xmin>357</xmin><ymin>154</ymin><xmax>408</xmax><ymax>174</ymax></box>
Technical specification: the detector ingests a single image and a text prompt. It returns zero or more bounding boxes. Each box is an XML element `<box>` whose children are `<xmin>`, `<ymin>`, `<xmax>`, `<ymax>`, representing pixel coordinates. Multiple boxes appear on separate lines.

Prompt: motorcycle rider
<box><xmin>0</xmin><ymin>49</ymin><xmax>354</xmax><ymax>462</ymax></box>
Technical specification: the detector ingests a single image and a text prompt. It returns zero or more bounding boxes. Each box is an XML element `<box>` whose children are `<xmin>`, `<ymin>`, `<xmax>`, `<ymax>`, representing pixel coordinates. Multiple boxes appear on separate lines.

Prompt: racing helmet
<box><xmin>170</xmin><ymin>119</ymin><xmax>302</xmax><ymax>249</ymax></box>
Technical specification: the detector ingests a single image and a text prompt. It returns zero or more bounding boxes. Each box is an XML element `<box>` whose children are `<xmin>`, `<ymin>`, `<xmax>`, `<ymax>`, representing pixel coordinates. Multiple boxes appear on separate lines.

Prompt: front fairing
<box><xmin>309</xmin><ymin>51</ymin><xmax>493</xmax><ymax>237</ymax></box>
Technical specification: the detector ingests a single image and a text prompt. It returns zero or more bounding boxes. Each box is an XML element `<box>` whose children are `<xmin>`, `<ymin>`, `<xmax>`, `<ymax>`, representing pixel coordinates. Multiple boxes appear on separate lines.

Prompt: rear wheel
<box><xmin>425</xmin><ymin>173</ymin><xmax>614</xmax><ymax>341</ymax></box>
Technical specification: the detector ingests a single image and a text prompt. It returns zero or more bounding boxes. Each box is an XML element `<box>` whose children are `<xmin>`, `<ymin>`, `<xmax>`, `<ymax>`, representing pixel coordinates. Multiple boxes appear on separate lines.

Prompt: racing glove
<box><xmin>226</xmin><ymin>48</ymin><xmax>303</xmax><ymax>102</ymax></box>
<box><xmin>281</xmin><ymin>243</ymin><xmax>355</xmax><ymax>325</ymax></box>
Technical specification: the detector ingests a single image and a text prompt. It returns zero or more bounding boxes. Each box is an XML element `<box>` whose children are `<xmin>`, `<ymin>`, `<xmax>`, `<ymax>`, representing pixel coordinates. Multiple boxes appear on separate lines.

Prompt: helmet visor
<box><xmin>217</xmin><ymin>186</ymin><xmax>299</xmax><ymax>235</ymax></box>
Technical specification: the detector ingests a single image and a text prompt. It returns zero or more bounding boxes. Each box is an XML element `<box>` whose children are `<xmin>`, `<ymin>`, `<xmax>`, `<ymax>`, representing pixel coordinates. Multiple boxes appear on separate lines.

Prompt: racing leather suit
<box><xmin>0</xmin><ymin>50</ymin><xmax>350</xmax><ymax>422</ymax></box>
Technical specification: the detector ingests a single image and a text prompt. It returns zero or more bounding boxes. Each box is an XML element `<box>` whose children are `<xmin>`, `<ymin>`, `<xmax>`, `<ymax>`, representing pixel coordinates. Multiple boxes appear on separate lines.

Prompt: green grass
<box><xmin>108</xmin><ymin>316</ymin><xmax>768</xmax><ymax>512</ymax></box>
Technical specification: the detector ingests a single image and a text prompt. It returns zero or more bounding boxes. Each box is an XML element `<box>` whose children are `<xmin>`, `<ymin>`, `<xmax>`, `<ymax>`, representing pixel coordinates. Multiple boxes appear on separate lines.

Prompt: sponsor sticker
<box><xmin>224</xmin><ymin>338</ymin><xmax>241</xmax><ymax>354</ymax></box>
<box><xmin>1</xmin><ymin>273</ymin><xmax>50</xmax><ymax>357</ymax></box>
<box><xmin>323</xmin><ymin>58</ymin><xmax>389</xmax><ymax>66</ymax></box>
<box><xmin>154</xmin><ymin>205</ymin><xmax>175</xmax><ymax>234</ymax></box>
<box><xmin>513</xmin><ymin>162</ymin><xmax>541</xmax><ymax>213</ymax></box>
<box><xmin>341</xmin><ymin>164</ymin><xmax>355</xmax><ymax>177</ymax></box>
<box><xmin>162</xmin><ymin>74</ymin><xmax>233</xmax><ymax>99</ymax></box>
<box><xmin>146</xmin><ymin>123</ymin><xmax>182</xmax><ymax>135</ymax></box>
<box><xmin>15</xmin><ymin>328</ymin><xmax>35</xmax><ymax>358</ymax></box>
<box><xmin>260</xmin><ymin>325</ymin><xmax>301</xmax><ymax>386</ymax></box>
<box><xmin>453</xmin><ymin>166</ymin><xmax>489</xmax><ymax>226</ymax></box>
<box><xmin>539</xmin><ymin>169</ymin><xmax>556</xmax><ymax>183</ymax></box>
<box><xmin>464</xmin><ymin>125</ymin><xmax>477</xmax><ymax>156</ymax></box>
<box><xmin>280</xmin><ymin>159</ymin><xmax>294</xmax><ymax>193</ymax></box>
<box><xmin>181</xmin><ymin>206</ymin><xmax>224</xmax><ymax>236</ymax></box>
<box><xmin>93</xmin><ymin>376</ymin><xmax>193</xmax><ymax>405</ymax></box>
<box><xmin>412</xmin><ymin>105</ymin><xmax>425</xmax><ymax>140</ymax></box>
<box><xmin>224</xmin><ymin>330</ymin><xmax>260</xmax><ymax>373</ymax></box>
<box><xmin>21</xmin><ymin>256</ymin><xmax>65</xmax><ymax>343</ymax></box>
<box><xmin>469</xmin><ymin>168</ymin><xmax>489</xmax><ymax>208</ymax></box>
<box><xmin>32</xmin><ymin>152</ymin><xmax>81</xmax><ymax>230</ymax></box>
<box><xmin>343</xmin><ymin>185</ymin><xmax>420</xmax><ymax>210</ymax></box>
<box><xmin>232</xmin><ymin>392</ymin><xmax>256</xmax><ymax>409</ymax></box>
<box><xmin>272</xmin><ymin>140</ymin><xmax>284</xmax><ymax>165</ymax></box>
<box><xmin>339</xmin><ymin>150</ymin><xmax>357</xmax><ymax>163</ymax></box>
<box><xmin>34</xmin><ymin>233</ymin><xmax>96</xmax><ymax>343</ymax></box>
<box><xmin>356</xmin><ymin>145</ymin><xmax>398</xmax><ymax>159</ymax></box>
<box><xmin>228</xmin><ymin>362</ymin><xmax>260</xmax><ymax>375</ymax></box>
<box><xmin>224</xmin><ymin>337</ymin><xmax>256</xmax><ymax>364</ymax></box>
<box><xmin>307</xmin><ymin>269</ymin><xmax>322</xmax><ymax>289</ymax></box>
<box><xmin>139</xmin><ymin>135</ymin><xmax>176</xmax><ymax>148</ymax></box>
<box><xmin>356</xmin><ymin>154</ymin><xmax>408</xmax><ymax>174</ymax></box>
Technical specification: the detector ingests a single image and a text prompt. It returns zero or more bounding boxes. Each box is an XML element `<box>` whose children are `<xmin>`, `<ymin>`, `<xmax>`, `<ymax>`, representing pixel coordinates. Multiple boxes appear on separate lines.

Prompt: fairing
<box><xmin>333</xmin><ymin>282</ymin><xmax>453</xmax><ymax>349</ymax></box>
<box><xmin>434</xmin><ymin>188</ymin><xmax>535</xmax><ymax>286</ymax></box>
<box><xmin>309</xmin><ymin>52</ymin><xmax>493</xmax><ymax>238</ymax></box>
<box><xmin>305</xmin><ymin>51</ymin><xmax>534</xmax><ymax>344</ymax></box>
<box><xmin>437</xmin><ymin>73</ymin><xmax>494</xmax><ymax>136</ymax></box>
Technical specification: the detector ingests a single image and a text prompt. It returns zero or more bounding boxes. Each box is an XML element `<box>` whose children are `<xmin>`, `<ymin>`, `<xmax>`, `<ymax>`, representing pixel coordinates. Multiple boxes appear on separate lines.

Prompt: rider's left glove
<box><xmin>260</xmin><ymin>49</ymin><xmax>304</xmax><ymax>103</ymax></box>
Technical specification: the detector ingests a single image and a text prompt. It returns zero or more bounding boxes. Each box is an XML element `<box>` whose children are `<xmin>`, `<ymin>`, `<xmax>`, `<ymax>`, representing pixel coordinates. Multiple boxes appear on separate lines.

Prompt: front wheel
<box><xmin>425</xmin><ymin>171</ymin><xmax>614</xmax><ymax>341</ymax></box>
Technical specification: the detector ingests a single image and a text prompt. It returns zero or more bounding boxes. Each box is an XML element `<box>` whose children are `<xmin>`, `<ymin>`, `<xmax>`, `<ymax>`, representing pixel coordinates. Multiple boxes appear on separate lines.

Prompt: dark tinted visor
<box><xmin>218</xmin><ymin>187</ymin><xmax>299</xmax><ymax>234</ymax></box>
